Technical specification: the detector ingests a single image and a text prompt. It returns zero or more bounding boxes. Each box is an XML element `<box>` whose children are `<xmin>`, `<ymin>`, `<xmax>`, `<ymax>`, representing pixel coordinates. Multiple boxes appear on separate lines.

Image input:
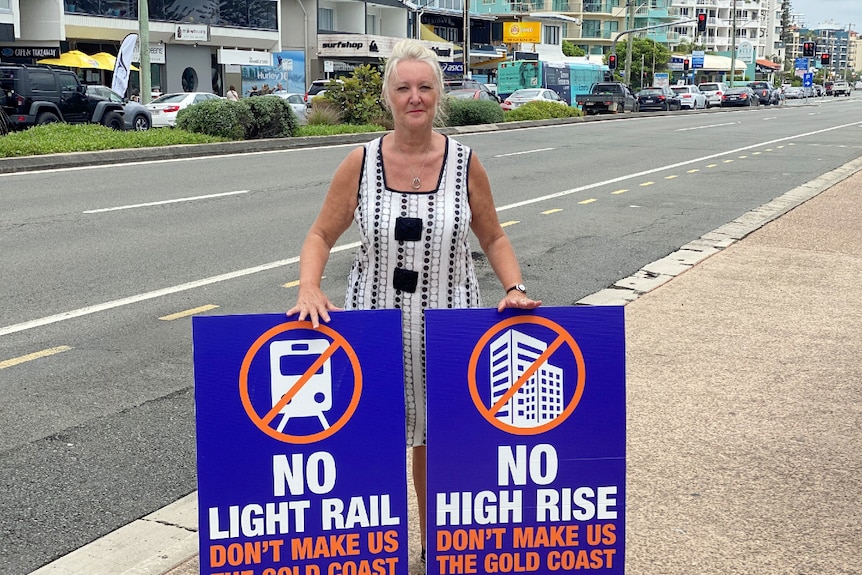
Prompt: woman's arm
<box><xmin>287</xmin><ymin>146</ymin><xmax>365</xmax><ymax>326</ymax></box>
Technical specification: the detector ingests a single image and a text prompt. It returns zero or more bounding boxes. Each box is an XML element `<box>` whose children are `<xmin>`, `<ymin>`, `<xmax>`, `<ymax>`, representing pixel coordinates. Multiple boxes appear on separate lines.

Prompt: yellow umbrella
<box><xmin>37</xmin><ymin>50</ymin><xmax>102</xmax><ymax>69</ymax></box>
<box><xmin>92</xmin><ymin>52</ymin><xmax>139</xmax><ymax>72</ymax></box>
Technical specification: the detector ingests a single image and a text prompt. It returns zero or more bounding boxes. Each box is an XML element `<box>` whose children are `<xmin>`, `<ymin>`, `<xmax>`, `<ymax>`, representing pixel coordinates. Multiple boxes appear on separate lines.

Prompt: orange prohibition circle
<box><xmin>467</xmin><ymin>315</ymin><xmax>586</xmax><ymax>435</ymax></box>
<box><xmin>239</xmin><ymin>321</ymin><xmax>362</xmax><ymax>444</ymax></box>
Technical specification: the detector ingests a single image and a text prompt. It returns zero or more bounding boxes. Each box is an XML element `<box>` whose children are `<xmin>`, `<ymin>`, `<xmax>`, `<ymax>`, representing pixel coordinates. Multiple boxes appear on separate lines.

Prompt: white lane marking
<box><xmin>675</xmin><ymin>122</ymin><xmax>739</xmax><ymax>131</ymax></box>
<box><xmin>3</xmin><ymin>120</ymin><xmax>861</xmax><ymax>337</ymax></box>
<box><xmin>0</xmin><ymin>246</ymin><xmax>358</xmax><ymax>336</ymax></box>
<box><xmin>84</xmin><ymin>190</ymin><xmax>249</xmax><ymax>213</ymax></box>
<box><xmin>494</xmin><ymin>148</ymin><xmax>555</xmax><ymax>157</ymax></box>
<box><xmin>495</xmin><ymin>121</ymin><xmax>862</xmax><ymax>212</ymax></box>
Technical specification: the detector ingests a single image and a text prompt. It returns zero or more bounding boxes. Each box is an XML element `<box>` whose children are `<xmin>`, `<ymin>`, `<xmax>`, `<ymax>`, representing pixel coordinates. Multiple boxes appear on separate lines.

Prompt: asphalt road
<box><xmin>2</xmin><ymin>95</ymin><xmax>861</xmax><ymax>574</ymax></box>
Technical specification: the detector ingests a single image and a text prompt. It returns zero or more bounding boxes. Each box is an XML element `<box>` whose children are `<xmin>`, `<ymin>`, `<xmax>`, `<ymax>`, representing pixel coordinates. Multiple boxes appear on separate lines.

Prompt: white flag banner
<box><xmin>112</xmin><ymin>33</ymin><xmax>138</xmax><ymax>97</ymax></box>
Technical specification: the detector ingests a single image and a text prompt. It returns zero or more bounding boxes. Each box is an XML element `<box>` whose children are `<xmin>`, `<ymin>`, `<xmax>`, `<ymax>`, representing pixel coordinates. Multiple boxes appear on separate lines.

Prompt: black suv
<box><xmin>1</xmin><ymin>63</ymin><xmax>125</xmax><ymax>130</ymax></box>
<box><xmin>746</xmin><ymin>81</ymin><xmax>774</xmax><ymax>105</ymax></box>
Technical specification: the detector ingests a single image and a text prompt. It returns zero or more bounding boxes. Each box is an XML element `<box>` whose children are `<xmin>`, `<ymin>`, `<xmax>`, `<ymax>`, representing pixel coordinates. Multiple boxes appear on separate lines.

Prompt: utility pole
<box><xmin>624</xmin><ymin>0</ymin><xmax>635</xmax><ymax>85</ymax></box>
<box><xmin>462</xmin><ymin>0</ymin><xmax>470</xmax><ymax>80</ymax></box>
<box><xmin>729</xmin><ymin>0</ymin><xmax>737</xmax><ymax>87</ymax></box>
<box><xmin>139</xmin><ymin>0</ymin><xmax>151</xmax><ymax>104</ymax></box>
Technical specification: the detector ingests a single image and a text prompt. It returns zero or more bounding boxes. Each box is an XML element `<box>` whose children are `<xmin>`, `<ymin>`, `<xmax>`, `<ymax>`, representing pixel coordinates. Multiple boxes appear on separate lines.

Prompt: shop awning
<box><xmin>756</xmin><ymin>58</ymin><xmax>780</xmax><ymax>70</ymax></box>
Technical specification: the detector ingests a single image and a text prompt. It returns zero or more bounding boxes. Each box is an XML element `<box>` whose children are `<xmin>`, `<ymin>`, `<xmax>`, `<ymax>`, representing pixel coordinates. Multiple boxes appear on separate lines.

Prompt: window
<box><xmin>58</xmin><ymin>73</ymin><xmax>79</xmax><ymax>92</ymax></box>
<box><xmin>318</xmin><ymin>7</ymin><xmax>334</xmax><ymax>31</ymax></box>
<box><xmin>30</xmin><ymin>71</ymin><xmax>57</xmax><ymax>92</ymax></box>
<box><xmin>0</xmin><ymin>0</ymin><xmax>10</xmax><ymax>11</ymax></box>
<box><xmin>544</xmin><ymin>25</ymin><xmax>560</xmax><ymax>45</ymax></box>
<box><xmin>366</xmin><ymin>14</ymin><xmax>376</xmax><ymax>35</ymax></box>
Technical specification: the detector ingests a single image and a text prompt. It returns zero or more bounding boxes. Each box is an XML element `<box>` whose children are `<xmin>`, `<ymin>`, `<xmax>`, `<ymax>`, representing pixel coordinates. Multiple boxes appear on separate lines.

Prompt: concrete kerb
<box><xmin>0</xmin><ymin>106</ymin><xmax>763</xmax><ymax>175</ymax></box>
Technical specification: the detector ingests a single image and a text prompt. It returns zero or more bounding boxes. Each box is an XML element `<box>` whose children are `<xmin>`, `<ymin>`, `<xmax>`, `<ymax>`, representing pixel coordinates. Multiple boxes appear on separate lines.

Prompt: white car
<box><xmin>501</xmin><ymin>88</ymin><xmax>567</xmax><ymax>111</ymax></box>
<box><xmin>671</xmin><ymin>85</ymin><xmax>707</xmax><ymax>109</ymax></box>
<box><xmin>697</xmin><ymin>82</ymin><xmax>729</xmax><ymax>108</ymax></box>
<box><xmin>269</xmin><ymin>91</ymin><xmax>308</xmax><ymax>124</ymax></box>
<box><xmin>146</xmin><ymin>92</ymin><xmax>222</xmax><ymax>127</ymax></box>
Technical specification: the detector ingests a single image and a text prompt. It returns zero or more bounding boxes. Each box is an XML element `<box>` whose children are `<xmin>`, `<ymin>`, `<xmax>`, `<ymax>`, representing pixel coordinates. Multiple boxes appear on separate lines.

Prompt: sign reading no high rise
<box><xmin>425</xmin><ymin>307</ymin><xmax>626</xmax><ymax>574</ymax></box>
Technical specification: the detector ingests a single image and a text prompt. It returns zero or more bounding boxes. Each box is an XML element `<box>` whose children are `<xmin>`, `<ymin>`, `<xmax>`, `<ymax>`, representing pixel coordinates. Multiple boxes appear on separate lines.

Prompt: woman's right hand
<box><xmin>287</xmin><ymin>286</ymin><xmax>342</xmax><ymax>328</ymax></box>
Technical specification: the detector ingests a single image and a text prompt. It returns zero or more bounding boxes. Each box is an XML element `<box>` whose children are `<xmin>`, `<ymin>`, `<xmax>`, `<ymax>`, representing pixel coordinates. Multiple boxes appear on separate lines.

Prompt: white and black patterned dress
<box><xmin>345</xmin><ymin>135</ymin><xmax>482</xmax><ymax>446</ymax></box>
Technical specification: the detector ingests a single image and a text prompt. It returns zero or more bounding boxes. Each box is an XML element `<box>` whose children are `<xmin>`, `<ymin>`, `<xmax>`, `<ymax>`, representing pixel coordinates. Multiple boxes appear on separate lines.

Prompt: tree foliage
<box><xmin>562</xmin><ymin>41</ymin><xmax>586</xmax><ymax>57</ymax></box>
<box><xmin>612</xmin><ymin>38</ymin><xmax>671</xmax><ymax>90</ymax></box>
<box><xmin>320</xmin><ymin>64</ymin><xmax>391</xmax><ymax>126</ymax></box>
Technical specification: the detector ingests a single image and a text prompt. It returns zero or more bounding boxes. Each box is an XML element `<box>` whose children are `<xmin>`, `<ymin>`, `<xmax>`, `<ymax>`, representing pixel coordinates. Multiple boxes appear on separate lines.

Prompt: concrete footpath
<box><xmin>28</xmin><ymin>157</ymin><xmax>862</xmax><ymax>575</ymax></box>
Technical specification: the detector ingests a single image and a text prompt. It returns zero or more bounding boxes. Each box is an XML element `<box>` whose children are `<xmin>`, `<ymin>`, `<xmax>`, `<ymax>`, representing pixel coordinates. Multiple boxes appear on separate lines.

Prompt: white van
<box><xmin>697</xmin><ymin>81</ymin><xmax>729</xmax><ymax>108</ymax></box>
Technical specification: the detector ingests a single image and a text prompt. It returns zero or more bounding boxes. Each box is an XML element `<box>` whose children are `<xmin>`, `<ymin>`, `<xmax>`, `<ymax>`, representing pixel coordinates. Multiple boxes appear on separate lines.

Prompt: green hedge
<box><xmin>176</xmin><ymin>96</ymin><xmax>300</xmax><ymax>139</ymax></box>
<box><xmin>504</xmin><ymin>101</ymin><xmax>582</xmax><ymax>121</ymax></box>
<box><xmin>445</xmin><ymin>99</ymin><xmax>505</xmax><ymax>126</ymax></box>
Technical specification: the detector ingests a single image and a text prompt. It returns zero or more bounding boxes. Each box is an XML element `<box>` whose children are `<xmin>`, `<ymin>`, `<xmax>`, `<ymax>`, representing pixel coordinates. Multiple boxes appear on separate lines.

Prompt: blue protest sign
<box><xmin>193</xmin><ymin>311</ymin><xmax>408</xmax><ymax>575</ymax></box>
<box><xmin>425</xmin><ymin>307</ymin><xmax>626</xmax><ymax>574</ymax></box>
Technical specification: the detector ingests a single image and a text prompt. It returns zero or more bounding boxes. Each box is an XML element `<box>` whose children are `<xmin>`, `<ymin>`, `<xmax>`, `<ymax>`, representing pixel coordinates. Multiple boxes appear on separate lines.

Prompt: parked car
<box><xmin>446</xmin><ymin>88</ymin><xmax>501</xmax><ymax>102</ymax></box>
<box><xmin>782</xmin><ymin>86</ymin><xmax>803</xmax><ymax>99</ymax></box>
<box><xmin>0</xmin><ymin>63</ymin><xmax>126</xmax><ymax>130</ymax></box>
<box><xmin>575</xmin><ymin>82</ymin><xmax>638</xmax><ymax>114</ymax></box>
<box><xmin>145</xmin><ymin>91</ymin><xmax>222</xmax><ymax>127</ymax></box>
<box><xmin>501</xmin><ymin>88</ymin><xmax>567</xmax><ymax>111</ymax></box>
<box><xmin>720</xmin><ymin>87</ymin><xmax>760</xmax><ymax>107</ymax></box>
<box><xmin>84</xmin><ymin>84</ymin><xmax>151</xmax><ymax>130</ymax></box>
<box><xmin>746</xmin><ymin>81</ymin><xmax>774</xmax><ymax>105</ymax></box>
<box><xmin>635</xmin><ymin>86</ymin><xmax>681</xmax><ymax>111</ymax></box>
<box><xmin>269</xmin><ymin>91</ymin><xmax>308</xmax><ymax>123</ymax></box>
<box><xmin>444</xmin><ymin>79</ymin><xmax>500</xmax><ymax>102</ymax></box>
<box><xmin>304</xmin><ymin>78</ymin><xmax>344</xmax><ymax>104</ymax></box>
<box><xmin>831</xmin><ymin>81</ymin><xmax>851</xmax><ymax>96</ymax></box>
<box><xmin>670</xmin><ymin>85</ymin><xmax>707</xmax><ymax>109</ymax></box>
<box><xmin>697</xmin><ymin>81</ymin><xmax>729</xmax><ymax>108</ymax></box>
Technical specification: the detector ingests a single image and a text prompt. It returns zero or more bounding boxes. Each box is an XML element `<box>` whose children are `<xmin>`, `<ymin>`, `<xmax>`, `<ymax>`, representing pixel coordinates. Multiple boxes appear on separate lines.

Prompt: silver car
<box><xmin>697</xmin><ymin>81</ymin><xmax>729</xmax><ymax>109</ymax></box>
<box><xmin>84</xmin><ymin>85</ymin><xmax>152</xmax><ymax>130</ymax></box>
<box><xmin>269</xmin><ymin>91</ymin><xmax>308</xmax><ymax>124</ymax></box>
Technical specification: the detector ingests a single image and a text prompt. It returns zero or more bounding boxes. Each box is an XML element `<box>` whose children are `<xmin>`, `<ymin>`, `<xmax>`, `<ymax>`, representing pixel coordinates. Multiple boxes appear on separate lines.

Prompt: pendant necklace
<box><xmin>398</xmin><ymin>140</ymin><xmax>433</xmax><ymax>190</ymax></box>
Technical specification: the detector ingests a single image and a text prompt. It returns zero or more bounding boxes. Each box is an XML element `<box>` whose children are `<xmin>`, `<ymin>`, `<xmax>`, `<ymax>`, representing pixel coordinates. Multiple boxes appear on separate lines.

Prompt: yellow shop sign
<box><xmin>504</xmin><ymin>22</ymin><xmax>541</xmax><ymax>43</ymax></box>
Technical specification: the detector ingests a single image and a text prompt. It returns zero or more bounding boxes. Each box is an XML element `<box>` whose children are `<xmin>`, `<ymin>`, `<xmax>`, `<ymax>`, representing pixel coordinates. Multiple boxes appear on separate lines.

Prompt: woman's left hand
<box><xmin>497</xmin><ymin>292</ymin><xmax>542</xmax><ymax>312</ymax></box>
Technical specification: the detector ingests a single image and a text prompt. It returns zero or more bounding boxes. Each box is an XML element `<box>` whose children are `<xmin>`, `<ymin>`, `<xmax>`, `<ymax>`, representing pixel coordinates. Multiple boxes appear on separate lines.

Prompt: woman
<box><xmin>226</xmin><ymin>85</ymin><xmax>239</xmax><ymax>101</ymax></box>
<box><xmin>287</xmin><ymin>38</ymin><xmax>541</xmax><ymax>559</ymax></box>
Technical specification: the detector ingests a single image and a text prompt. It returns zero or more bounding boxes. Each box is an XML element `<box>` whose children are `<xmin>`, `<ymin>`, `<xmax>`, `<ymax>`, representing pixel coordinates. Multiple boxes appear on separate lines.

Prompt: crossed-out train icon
<box><xmin>269</xmin><ymin>339</ymin><xmax>333</xmax><ymax>432</ymax></box>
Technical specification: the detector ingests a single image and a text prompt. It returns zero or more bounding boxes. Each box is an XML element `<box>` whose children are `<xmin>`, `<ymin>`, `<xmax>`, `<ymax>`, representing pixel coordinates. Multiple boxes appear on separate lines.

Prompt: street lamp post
<box><xmin>138</xmin><ymin>0</ymin><xmax>151</xmax><ymax>104</ymax></box>
<box><xmin>462</xmin><ymin>0</ymin><xmax>470</xmax><ymax>79</ymax></box>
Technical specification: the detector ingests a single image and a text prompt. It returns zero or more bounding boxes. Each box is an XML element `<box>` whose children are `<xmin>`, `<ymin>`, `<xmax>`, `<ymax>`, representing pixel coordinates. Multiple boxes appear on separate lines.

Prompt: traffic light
<box><xmin>608</xmin><ymin>54</ymin><xmax>617</xmax><ymax>70</ymax></box>
<box><xmin>697</xmin><ymin>13</ymin><xmax>707</xmax><ymax>33</ymax></box>
<box><xmin>683</xmin><ymin>59</ymin><xmax>690</xmax><ymax>71</ymax></box>
<box><xmin>821</xmin><ymin>52</ymin><xmax>830</xmax><ymax>66</ymax></box>
<box><xmin>803</xmin><ymin>41</ymin><xmax>815</xmax><ymax>57</ymax></box>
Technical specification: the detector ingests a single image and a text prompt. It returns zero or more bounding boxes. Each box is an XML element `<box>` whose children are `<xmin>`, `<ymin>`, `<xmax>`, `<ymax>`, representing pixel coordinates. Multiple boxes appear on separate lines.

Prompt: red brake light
<box><xmin>164</xmin><ymin>105</ymin><xmax>181</xmax><ymax>113</ymax></box>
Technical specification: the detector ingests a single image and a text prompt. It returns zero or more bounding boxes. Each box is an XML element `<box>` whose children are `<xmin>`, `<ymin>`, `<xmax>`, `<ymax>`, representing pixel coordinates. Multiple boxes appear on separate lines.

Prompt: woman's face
<box><xmin>387</xmin><ymin>59</ymin><xmax>439</xmax><ymax>129</ymax></box>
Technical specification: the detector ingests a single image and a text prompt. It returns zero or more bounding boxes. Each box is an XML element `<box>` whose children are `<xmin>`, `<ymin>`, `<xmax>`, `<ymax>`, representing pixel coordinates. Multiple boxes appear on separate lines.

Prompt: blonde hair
<box><xmin>382</xmin><ymin>39</ymin><xmax>446</xmax><ymax>123</ymax></box>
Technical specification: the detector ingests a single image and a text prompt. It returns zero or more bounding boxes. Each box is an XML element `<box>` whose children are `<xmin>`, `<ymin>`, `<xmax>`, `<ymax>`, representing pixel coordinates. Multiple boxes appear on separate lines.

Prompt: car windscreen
<box><xmin>512</xmin><ymin>89</ymin><xmax>542</xmax><ymax>98</ymax></box>
<box><xmin>639</xmin><ymin>89</ymin><xmax>663</xmax><ymax>95</ymax></box>
<box><xmin>699</xmin><ymin>84</ymin><xmax>719</xmax><ymax>91</ymax></box>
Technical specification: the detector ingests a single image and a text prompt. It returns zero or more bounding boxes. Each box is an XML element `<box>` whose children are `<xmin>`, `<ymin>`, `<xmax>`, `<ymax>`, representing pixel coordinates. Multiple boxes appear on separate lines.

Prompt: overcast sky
<box><xmin>790</xmin><ymin>0</ymin><xmax>861</xmax><ymax>29</ymax></box>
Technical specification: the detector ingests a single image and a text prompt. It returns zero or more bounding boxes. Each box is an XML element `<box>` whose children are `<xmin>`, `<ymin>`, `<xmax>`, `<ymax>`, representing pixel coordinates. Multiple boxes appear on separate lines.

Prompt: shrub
<box><xmin>321</xmin><ymin>65</ymin><xmax>388</xmax><ymax>125</ymax></box>
<box><xmin>504</xmin><ymin>101</ymin><xmax>582</xmax><ymax>122</ymax></box>
<box><xmin>445</xmin><ymin>98</ymin><xmax>505</xmax><ymax>126</ymax></box>
<box><xmin>242</xmin><ymin>96</ymin><xmax>300</xmax><ymax>139</ymax></box>
<box><xmin>175</xmin><ymin>99</ymin><xmax>248</xmax><ymax>139</ymax></box>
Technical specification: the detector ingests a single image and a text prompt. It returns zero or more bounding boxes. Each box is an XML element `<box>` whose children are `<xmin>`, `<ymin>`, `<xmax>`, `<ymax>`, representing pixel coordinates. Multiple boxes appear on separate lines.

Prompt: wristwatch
<box><xmin>506</xmin><ymin>283</ymin><xmax>527</xmax><ymax>294</ymax></box>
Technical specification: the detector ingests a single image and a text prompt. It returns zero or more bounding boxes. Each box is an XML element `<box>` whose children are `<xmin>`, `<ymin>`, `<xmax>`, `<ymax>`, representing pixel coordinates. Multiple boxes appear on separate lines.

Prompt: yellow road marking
<box><xmin>159</xmin><ymin>304</ymin><xmax>219</xmax><ymax>321</ymax></box>
<box><xmin>687</xmin><ymin>169</ymin><xmax>699</xmax><ymax>173</ymax></box>
<box><xmin>723</xmin><ymin>159</ymin><xmax>734</xmax><ymax>163</ymax></box>
<box><xmin>640</xmin><ymin>181</ymin><xmax>655</xmax><ymax>187</ymax></box>
<box><xmin>738</xmin><ymin>155</ymin><xmax>748</xmax><ymax>159</ymax></box>
<box><xmin>765</xmin><ymin>148</ymin><xmax>773</xmax><ymax>152</ymax></box>
<box><xmin>0</xmin><ymin>346</ymin><xmax>72</xmax><ymax>370</ymax></box>
<box><xmin>611</xmin><ymin>189</ymin><xmax>629</xmax><ymax>195</ymax></box>
<box><xmin>541</xmin><ymin>209</ymin><xmax>563</xmax><ymax>215</ymax></box>
<box><xmin>777</xmin><ymin>145</ymin><xmax>785</xmax><ymax>149</ymax></box>
<box><xmin>752</xmin><ymin>151</ymin><xmax>762</xmax><ymax>155</ymax></box>
<box><xmin>706</xmin><ymin>164</ymin><xmax>718</xmax><ymax>168</ymax></box>
<box><xmin>665</xmin><ymin>175</ymin><xmax>678</xmax><ymax>180</ymax></box>
<box><xmin>579</xmin><ymin>198</ymin><xmax>597</xmax><ymax>205</ymax></box>
<box><xmin>500</xmin><ymin>220</ymin><xmax>520</xmax><ymax>227</ymax></box>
